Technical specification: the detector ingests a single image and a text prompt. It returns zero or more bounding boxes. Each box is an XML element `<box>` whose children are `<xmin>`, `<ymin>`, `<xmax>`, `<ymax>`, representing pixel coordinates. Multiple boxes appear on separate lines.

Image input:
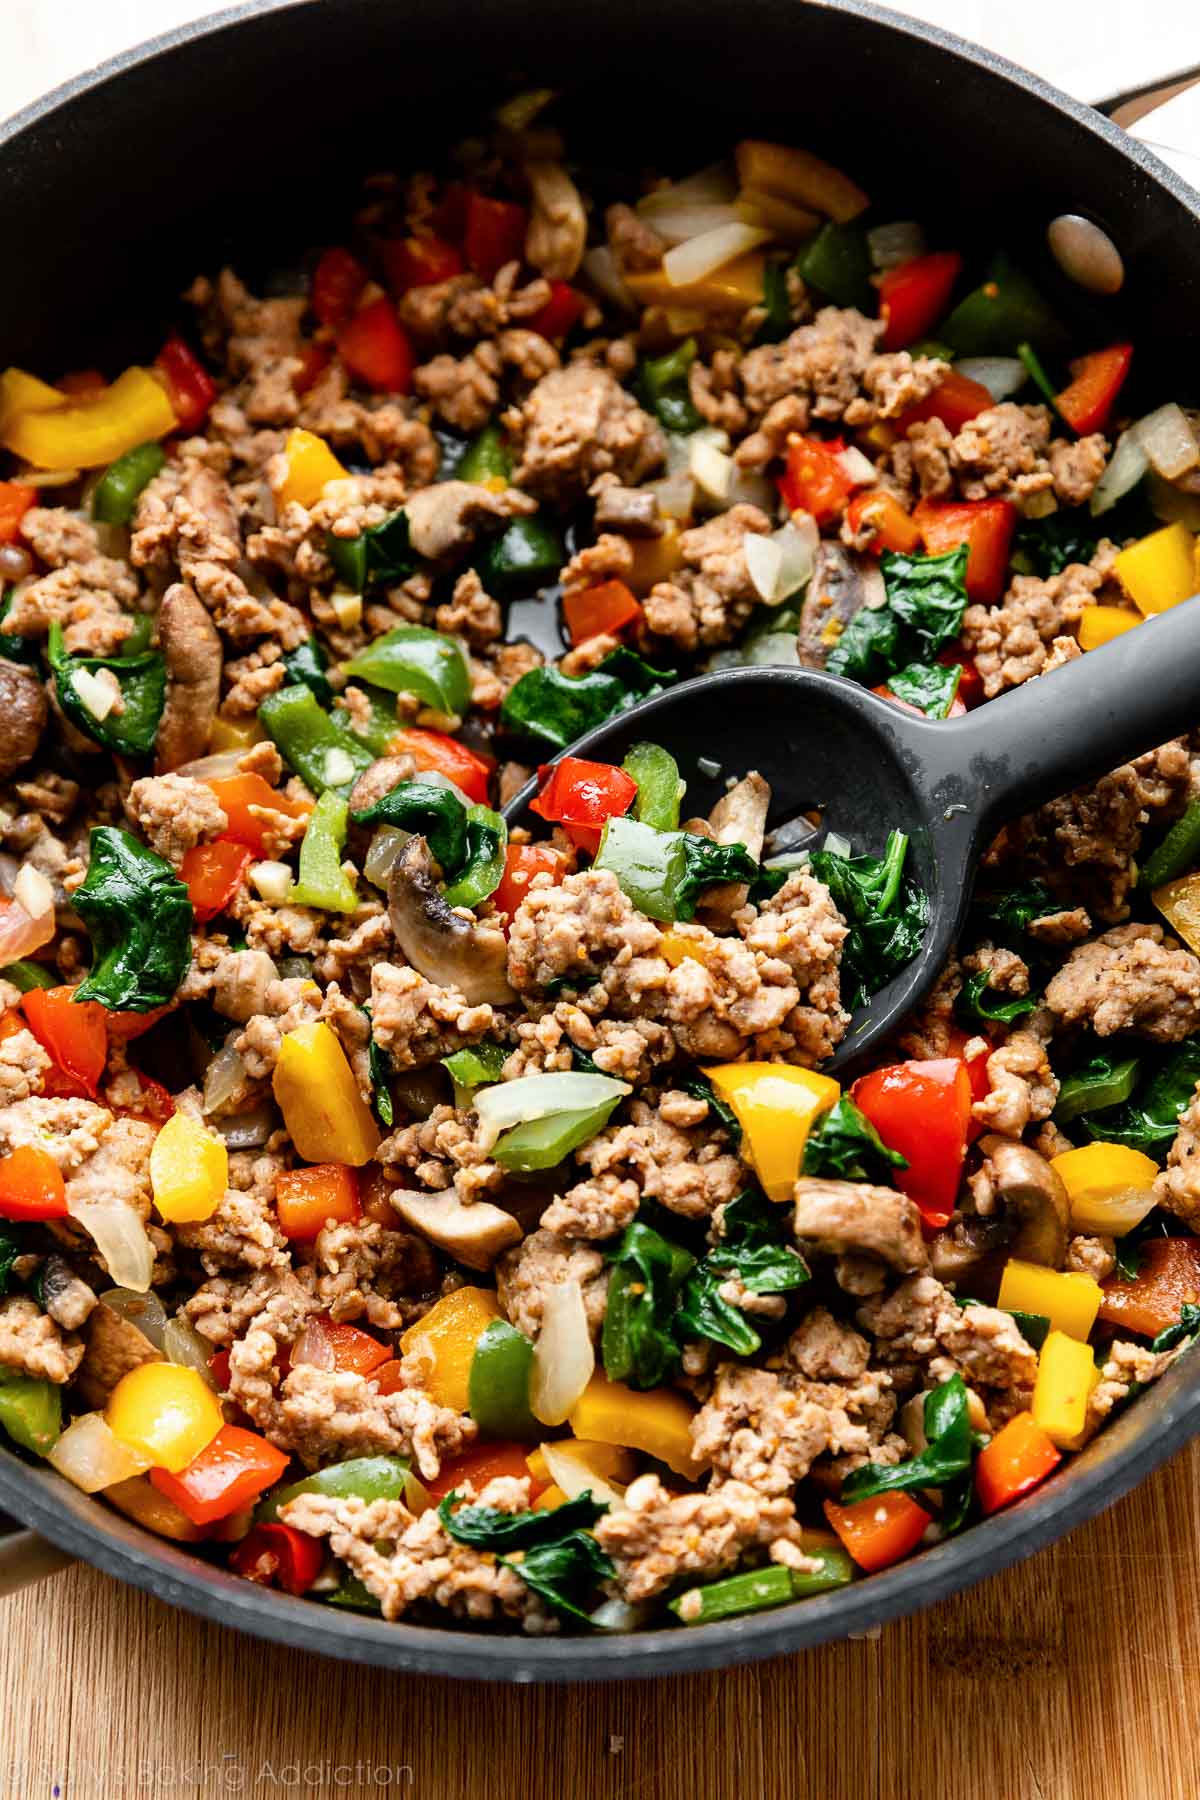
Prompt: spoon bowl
<box><xmin>504</xmin><ymin>595</ymin><xmax>1200</xmax><ymax>1071</ymax></box>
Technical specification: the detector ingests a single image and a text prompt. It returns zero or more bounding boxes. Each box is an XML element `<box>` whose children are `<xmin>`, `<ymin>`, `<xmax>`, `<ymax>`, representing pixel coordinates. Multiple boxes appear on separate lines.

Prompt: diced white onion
<box><xmin>12</xmin><ymin>862</ymin><xmax>54</xmax><ymax>919</ymax></box>
<box><xmin>48</xmin><ymin>1413</ymin><xmax>150</xmax><ymax>1492</ymax></box>
<box><xmin>250</xmin><ymin>859</ymin><xmax>294</xmax><ymax>903</ymax></box>
<box><xmin>689</xmin><ymin>436</ymin><xmax>733</xmax><ymax>505</ymax></box>
<box><xmin>71</xmin><ymin>666</ymin><xmax>118</xmax><ymax>722</ymax></box>
<box><xmin>1090</xmin><ymin>428</ymin><xmax>1150</xmax><ymax>517</ymax></box>
<box><xmin>177</xmin><ymin>749</ymin><xmax>246</xmax><ymax>782</ymax></box>
<box><xmin>775</xmin><ymin>514</ymin><xmax>819</xmax><ymax>598</ymax></box>
<box><xmin>414</xmin><ymin>769</ymin><xmax>475</xmax><ymax>809</ymax></box>
<box><xmin>474</xmin><ymin>1071</ymin><xmax>631</xmax><ymax>1153</ymax></box>
<box><xmin>530</xmin><ymin>1280</ymin><xmax>594</xmax><ymax>1427</ymax></box>
<box><xmin>329</xmin><ymin>587</ymin><xmax>363</xmax><ymax>629</ymax></box>
<box><xmin>292</xmin><ymin>1318</ymin><xmax>336</xmax><ymax>1370</ymax></box>
<box><xmin>764</xmin><ymin>850</ymin><xmax>811</xmax><ymax>871</ymax></box>
<box><xmin>17</xmin><ymin>464</ymin><xmax>80</xmax><ymax>488</ymax></box>
<box><xmin>822</xmin><ymin>831</ymin><xmax>852</xmax><ymax>858</ymax></box>
<box><xmin>663</xmin><ymin>223</ymin><xmax>771</xmax><ymax>288</ymax></box>
<box><xmin>727</xmin><ymin>466</ymin><xmax>776</xmax><ymax>512</ymax></box>
<box><xmin>322</xmin><ymin>747</ymin><xmax>358</xmax><ymax>788</ymax></box>
<box><xmin>953</xmin><ymin>357</ymin><xmax>1026</xmax><ymax>403</ymax></box>
<box><xmin>1148</xmin><ymin>471</ymin><xmax>1200</xmax><ymax>532</ymax></box>
<box><xmin>867</xmin><ymin>220</ymin><xmax>927</xmax><ymax>270</ymax></box>
<box><xmin>697</xmin><ymin>756</ymin><xmax>722</xmax><ymax>778</ymax></box>
<box><xmin>647</xmin><ymin>470</ymin><xmax>695</xmax><ymax>521</ymax></box>
<box><xmin>635</xmin><ymin>203</ymin><xmax>751</xmax><ymax>247</ymax></box>
<box><xmin>1135</xmin><ymin>404</ymin><xmax>1200</xmax><ymax>481</ymax></box>
<box><xmin>580</xmin><ymin>246</ymin><xmax>636</xmax><ymax>315</ymax></box>
<box><xmin>1069</xmin><ymin>1186</ymin><xmax>1157</xmax><ymax>1236</ymax></box>
<box><xmin>203</xmin><ymin>1044</ymin><xmax>250</xmax><ymax>1116</ymax></box>
<box><xmin>836</xmin><ymin>445</ymin><xmax>876</xmax><ymax>489</ymax></box>
<box><xmin>71</xmin><ymin>1196</ymin><xmax>155</xmax><ymax>1292</ymax></box>
<box><xmin>214</xmin><ymin>1104</ymin><xmax>277</xmax><ymax>1150</ymax></box>
<box><xmin>637</xmin><ymin>162</ymin><xmax>739</xmax><ymax>216</ymax></box>
<box><xmin>0</xmin><ymin>895</ymin><xmax>55</xmax><ymax>963</ymax></box>
<box><xmin>100</xmin><ymin>1287</ymin><xmax>167</xmax><ymax>1350</ymax></box>
<box><xmin>163</xmin><ymin>1315</ymin><xmax>220</xmax><ymax>1386</ymax></box>
<box><xmin>589</xmin><ymin>1597</ymin><xmax>651</xmax><ymax>1632</ymax></box>
<box><xmin>364</xmin><ymin>825</ymin><xmax>412</xmax><ymax>889</ymax></box>
<box><xmin>540</xmin><ymin>1439</ymin><xmax>626</xmax><ymax>1507</ymax></box>
<box><xmin>744</xmin><ymin>532</ymin><xmax>783</xmax><ymax>603</ymax></box>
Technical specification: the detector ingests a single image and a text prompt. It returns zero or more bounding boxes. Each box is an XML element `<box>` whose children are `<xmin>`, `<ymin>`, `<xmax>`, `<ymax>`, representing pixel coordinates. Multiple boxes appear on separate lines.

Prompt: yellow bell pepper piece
<box><xmin>1112</xmin><ymin>521</ymin><xmax>1198</xmax><ymax>616</ymax></box>
<box><xmin>705</xmin><ymin>1061</ymin><xmax>840</xmax><ymax>1201</ymax></box>
<box><xmin>625</xmin><ymin>252</ymin><xmax>766</xmax><ymax>315</ymax></box>
<box><xmin>0</xmin><ymin>366</ymin><xmax>63</xmax><ymax>435</ymax></box>
<box><xmin>104</xmin><ymin>1474</ymin><xmax>207</xmax><ymax>1542</ymax></box>
<box><xmin>1078</xmin><ymin>604</ymin><xmax>1140</xmax><ymax>651</ymax></box>
<box><xmin>105</xmin><ymin>1363</ymin><xmax>224</xmax><ymax>1473</ymax></box>
<box><xmin>1032</xmin><ymin>1330</ymin><xmax>1099</xmax><ymax>1450</ymax></box>
<box><xmin>533</xmin><ymin>1483</ymin><xmax>570</xmax><ymax>1511</ymax></box>
<box><xmin>277</xmin><ymin>428</ymin><xmax>350</xmax><ymax>510</ymax></box>
<box><xmin>149</xmin><ymin>1111</ymin><xmax>228</xmax><ymax>1224</ymax></box>
<box><xmin>1153</xmin><ymin>871</ymin><xmax>1200</xmax><ymax>957</ymax></box>
<box><xmin>2</xmin><ymin>366</ymin><xmax>177</xmax><ymax>469</ymax></box>
<box><xmin>399</xmin><ymin>1286</ymin><xmax>500</xmax><ymax>1412</ymax></box>
<box><xmin>208</xmin><ymin>714</ymin><xmax>266</xmax><ymax>753</ymax></box>
<box><xmin>569</xmin><ymin>1373</ymin><xmax>705</xmax><ymax>1479</ymax></box>
<box><xmin>627</xmin><ymin>519</ymin><xmax>685</xmax><ymax>596</ymax></box>
<box><xmin>525</xmin><ymin>1445</ymin><xmax>550</xmax><ymax>1483</ymax></box>
<box><xmin>526</xmin><ymin>1439</ymin><xmax>634</xmax><ymax>1485</ymax></box>
<box><xmin>1050</xmin><ymin>1142</ymin><xmax>1159</xmax><ymax>1236</ymax></box>
<box><xmin>735</xmin><ymin>139</ymin><xmax>870</xmax><ymax>222</ymax></box>
<box><xmin>997</xmin><ymin>1258</ymin><xmax>1102</xmax><ymax>1341</ymax></box>
<box><xmin>272</xmin><ymin>1020</ymin><xmax>381</xmax><ymax>1167</ymax></box>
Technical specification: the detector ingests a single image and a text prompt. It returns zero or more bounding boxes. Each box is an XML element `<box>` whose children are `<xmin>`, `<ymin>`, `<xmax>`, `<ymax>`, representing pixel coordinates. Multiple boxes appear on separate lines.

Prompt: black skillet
<box><xmin>1</xmin><ymin>0</ymin><xmax>1200</xmax><ymax>1683</ymax></box>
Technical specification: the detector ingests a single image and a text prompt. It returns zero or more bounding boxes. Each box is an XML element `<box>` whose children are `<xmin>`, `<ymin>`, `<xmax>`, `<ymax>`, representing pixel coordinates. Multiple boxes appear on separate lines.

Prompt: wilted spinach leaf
<box><xmin>47</xmin><ymin>620</ymin><xmax>166</xmax><ymax>756</ymax></box>
<box><xmin>602</xmin><ymin>1220</ymin><xmax>695</xmax><ymax>1389</ymax></box>
<box><xmin>675</xmin><ymin>1192</ymin><xmax>809</xmax><ymax>1356</ymax></box>
<box><xmin>956</xmin><ymin>967</ymin><xmax>1038</xmax><ymax>1027</ymax></box>
<box><xmin>802</xmin><ymin>1095</ymin><xmax>909</xmax><ymax>1182</ymax></box>
<box><xmin>500</xmin><ymin>650</ymin><xmax>678</xmax><ymax>751</ymax></box>
<box><xmin>841</xmin><ymin>1372</ymin><xmax>976</xmax><ymax>1529</ymax></box>
<box><xmin>810</xmin><ymin>829</ymin><xmax>928</xmax><ymax>1008</ymax></box>
<box><xmin>73</xmin><ymin>827</ymin><xmax>193</xmax><ymax>1011</ymax></box>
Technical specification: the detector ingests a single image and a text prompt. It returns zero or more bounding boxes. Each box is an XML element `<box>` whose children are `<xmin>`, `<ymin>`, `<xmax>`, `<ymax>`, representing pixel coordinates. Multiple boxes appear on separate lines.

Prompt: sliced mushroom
<box><xmin>928</xmin><ymin>1215</ymin><xmax>1012</xmax><ymax>1288</ymax></box>
<box><xmin>977</xmin><ymin>1135</ymin><xmax>1070</xmax><ymax>1268</ymax></box>
<box><xmin>698</xmin><ymin>770</ymin><xmax>773</xmax><ymax>929</ymax></box>
<box><xmin>797</xmin><ymin>544</ymin><xmax>885</xmax><ymax>670</ymax></box>
<box><xmin>74</xmin><ymin>1300</ymin><xmax>163</xmax><ymax>1410</ymax></box>
<box><xmin>403</xmin><ymin>481</ymin><xmax>536</xmax><ymax>563</ymax></box>
<box><xmin>211</xmin><ymin>949</ymin><xmax>278</xmax><ymax>1023</ymax></box>
<box><xmin>524</xmin><ymin>159</ymin><xmax>588</xmax><ymax>280</ymax></box>
<box><xmin>591</xmin><ymin>477</ymin><xmax>662</xmax><ymax>538</ymax></box>
<box><xmin>155</xmin><ymin>581</ymin><xmax>223</xmax><ymax>772</ymax></box>
<box><xmin>388</xmin><ymin>835</ymin><xmax>515</xmax><ymax>1006</ymax></box>
<box><xmin>792</xmin><ymin>1178</ymin><xmax>929</xmax><ymax>1274</ymax></box>
<box><xmin>390</xmin><ymin>1186</ymin><xmax>522</xmax><ymax>1271</ymax></box>
<box><xmin>0</xmin><ymin>656</ymin><xmax>48</xmax><ymax>780</ymax></box>
<box><xmin>38</xmin><ymin>1255</ymin><xmax>98</xmax><ymax>1332</ymax></box>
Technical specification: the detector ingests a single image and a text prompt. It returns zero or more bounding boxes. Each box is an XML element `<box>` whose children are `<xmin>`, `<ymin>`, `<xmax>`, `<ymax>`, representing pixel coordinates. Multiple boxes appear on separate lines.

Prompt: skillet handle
<box><xmin>0</xmin><ymin>1509</ymin><xmax>72</xmax><ymax>1595</ymax></box>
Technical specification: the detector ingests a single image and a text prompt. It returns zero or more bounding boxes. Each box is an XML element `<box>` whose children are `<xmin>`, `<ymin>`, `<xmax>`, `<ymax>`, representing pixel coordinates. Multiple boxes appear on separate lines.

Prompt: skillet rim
<box><xmin>1</xmin><ymin>0</ymin><xmax>1199</xmax><ymax>1682</ymax></box>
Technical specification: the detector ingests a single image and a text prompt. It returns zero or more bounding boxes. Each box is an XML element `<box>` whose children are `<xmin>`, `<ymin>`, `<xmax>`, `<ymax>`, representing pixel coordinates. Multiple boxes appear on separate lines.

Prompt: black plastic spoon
<box><xmin>503</xmin><ymin>597</ymin><xmax>1200</xmax><ymax>1071</ymax></box>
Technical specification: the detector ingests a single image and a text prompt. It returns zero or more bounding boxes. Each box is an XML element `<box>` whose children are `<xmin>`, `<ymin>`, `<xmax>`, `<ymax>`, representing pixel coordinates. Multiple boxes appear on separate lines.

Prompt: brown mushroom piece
<box><xmin>0</xmin><ymin>656</ymin><xmax>48</xmax><ymax>780</ymax></box>
<box><xmin>796</xmin><ymin>543</ymin><xmax>885</xmax><ymax>670</ymax></box>
<box><xmin>387</xmin><ymin>835</ymin><xmax>516</xmax><ymax>1006</ymax></box>
<box><xmin>402</xmin><ymin>480</ymin><xmax>536</xmax><ymax>564</ymax></box>
<box><xmin>928</xmin><ymin>1136</ymin><xmax>1070</xmax><ymax>1294</ymax></box>
<box><xmin>37</xmin><ymin>1256</ymin><xmax>98</xmax><ymax>1333</ymax></box>
<box><xmin>792</xmin><ymin>1177</ymin><xmax>930</xmax><ymax>1274</ymax></box>
<box><xmin>697</xmin><ymin>770</ymin><xmax>772</xmax><ymax>929</ymax></box>
<box><xmin>155</xmin><ymin>581</ymin><xmax>223</xmax><ymax>772</ymax></box>
<box><xmin>524</xmin><ymin>158</ymin><xmax>588</xmax><ymax>280</ymax></box>
<box><xmin>390</xmin><ymin>1187</ymin><xmax>522</xmax><ymax>1271</ymax></box>
<box><xmin>74</xmin><ymin>1300</ymin><xmax>163</xmax><ymax>1410</ymax></box>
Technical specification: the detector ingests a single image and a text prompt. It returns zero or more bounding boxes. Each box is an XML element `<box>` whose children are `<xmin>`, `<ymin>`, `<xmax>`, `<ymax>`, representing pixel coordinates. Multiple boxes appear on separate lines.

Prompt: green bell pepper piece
<box><xmin>258</xmin><ymin>684</ymin><xmax>374</xmax><ymax>794</ymax></box>
<box><xmin>637</xmin><ymin>338</ymin><xmax>702</xmax><ymax>433</ymax></box>
<box><xmin>754</xmin><ymin>263</ymin><xmax>792</xmax><ymax>346</ymax></box>
<box><xmin>468</xmin><ymin>1319</ymin><xmax>539</xmax><ymax>1439</ymax></box>
<box><xmin>1054</xmin><ymin>1055</ymin><xmax>1141</xmax><ymax>1124</ymax></box>
<box><xmin>0</xmin><ymin>960</ymin><xmax>57</xmax><ymax>992</ymax></box>
<box><xmin>92</xmin><ymin>442</ymin><xmax>166</xmax><ymax>525</ymax></box>
<box><xmin>327</xmin><ymin>533</ymin><xmax>369</xmax><ymax>593</ymax></box>
<box><xmin>257</xmin><ymin>1454</ymin><xmax>416</xmax><ymax>1523</ymax></box>
<box><xmin>908</xmin><ymin>338</ymin><xmax>955</xmax><ymax>362</ymax></box>
<box><xmin>478</xmin><ymin>515</ymin><xmax>565</xmax><ymax>597</ymax></box>
<box><xmin>1141</xmin><ymin>798</ymin><xmax>1200</xmax><ymax>889</ymax></box>
<box><xmin>593</xmin><ymin>815</ymin><xmax>681</xmax><ymax>921</ymax></box>
<box><xmin>669</xmin><ymin>1548</ymin><xmax>854</xmax><ymax>1623</ymax></box>
<box><xmin>940</xmin><ymin>253</ymin><xmax>1063</xmax><ymax>356</ymax></box>
<box><xmin>335</xmin><ymin>684</ymin><xmax>399</xmax><ymax>756</ymax></box>
<box><xmin>47</xmin><ymin>619</ymin><xmax>166</xmax><ymax>757</ymax></box>
<box><xmin>443</xmin><ymin>806</ymin><xmax>507</xmax><ymax>909</ymax></box>
<box><xmin>1017</xmin><ymin>340</ymin><xmax>1060</xmax><ymax>409</ymax></box>
<box><xmin>443</xmin><ymin>1042</ymin><xmax>508</xmax><ymax>1108</ymax></box>
<box><xmin>283</xmin><ymin>635</ymin><xmax>333</xmax><ymax>706</ymax></box>
<box><xmin>0</xmin><ymin>1368</ymin><xmax>61</xmax><ymax>1454</ymax></box>
<box><xmin>122</xmin><ymin>612</ymin><xmax>155</xmax><ymax>655</ymax></box>
<box><xmin>1007</xmin><ymin>1309</ymin><xmax>1051</xmax><ymax>1352</ymax></box>
<box><xmin>622</xmin><ymin>741</ymin><xmax>684</xmax><ymax>832</ymax></box>
<box><xmin>341</xmin><ymin>626</ymin><xmax>471</xmax><ymax>715</ymax></box>
<box><xmin>326</xmin><ymin>509</ymin><xmax>416</xmax><ymax>594</ymax></box>
<box><xmin>0</xmin><ymin>591</ymin><xmax>39</xmax><ymax>667</ymax></box>
<box><xmin>288</xmin><ymin>789</ymin><xmax>358</xmax><ymax>912</ymax></box>
<box><xmin>322</xmin><ymin>1572</ymin><xmax>382</xmax><ymax>1613</ymax></box>
<box><xmin>493</xmin><ymin>1099</ymin><xmax>623</xmax><ymax>1173</ymax></box>
<box><xmin>793</xmin><ymin>222</ymin><xmax>873</xmax><ymax>311</ymax></box>
<box><xmin>458</xmin><ymin>423</ymin><xmax>513</xmax><ymax>486</ymax></box>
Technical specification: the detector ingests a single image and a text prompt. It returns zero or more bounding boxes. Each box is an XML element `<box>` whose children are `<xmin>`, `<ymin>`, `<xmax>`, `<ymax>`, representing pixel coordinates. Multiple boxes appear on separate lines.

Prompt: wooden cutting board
<box><xmin>2</xmin><ymin>1435</ymin><xmax>1197</xmax><ymax>1798</ymax></box>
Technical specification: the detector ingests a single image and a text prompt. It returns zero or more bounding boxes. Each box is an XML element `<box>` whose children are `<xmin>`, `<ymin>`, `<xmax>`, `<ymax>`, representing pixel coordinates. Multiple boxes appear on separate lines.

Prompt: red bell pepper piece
<box><xmin>0</xmin><ymin>481</ymin><xmax>36</xmax><ymax>546</ymax></box>
<box><xmin>913</xmin><ymin>496</ymin><xmax>1016</xmax><ymax>605</ymax></box>
<box><xmin>369</xmin><ymin>1358</ymin><xmax>405</xmax><ymax>1396</ymax></box>
<box><xmin>845</xmin><ymin>489</ymin><xmax>922</xmax><ymax>555</ymax></box>
<box><xmin>897</xmin><ymin>367</ymin><xmax>993</xmax><ymax>435</ymax></box>
<box><xmin>1098</xmin><ymin>1236</ymin><xmax>1200</xmax><ymax>1337</ymax></box>
<box><xmin>0</xmin><ymin>1144</ymin><xmax>67</xmax><ymax>1221</ymax></box>
<box><xmin>105</xmin><ymin>1004</ymin><xmax>170</xmax><ymax>1043</ymax></box>
<box><xmin>57</xmin><ymin>369</ymin><xmax>108</xmax><ymax>397</ymax></box>
<box><xmin>387</xmin><ymin>728</ymin><xmax>493</xmax><ymax>805</ymax></box>
<box><xmin>852</xmin><ymin>1057</ymin><xmax>974</xmax><ymax>1229</ymax></box>
<box><xmin>22</xmin><ymin>986</ymin><xmax>107</xmax><ymax>1099</ymax></box>
<box><xmin>180</xmin><ymin>837</ymin><xmax>252</xmax><ymax>925</ymax></box>
<box><xmin>823</xmin><ymin>1492</ymin><xmax>931</xmax><ymax>1571</ymax></box>
<box><xmin>937</xmin><ymin>645</ymin><xmax>984</xmax><ymax>710</ymax></box>
<box><xmin>429</xmin><ymin>181</ymin><xmax>469</xmax><ymax>243</ymax></box>
<box><xmin>529</xmin><ymin>756</ymin><xmax>638</xmax><ymax>857</ymax></box>
<box><xmin>149</xmin><ymin>1424</ymin><xmax>290</xmax><ymax>1526</ymax></box>
<box><xmin>275</xmin><ymin>1165</ymin><xmax>361</xmax><ymax>1243</ymax></box>
<box><xmin>382</xmin><ymin>234</ymin><xmax>465</xmax><ymax>292</ymax></box>
<box><xmin>204</xmin><ymin>773</ymin><xmax>312</xmax><ymax>856</ymax></box>
<box><xmin>562</xmin><ymin>579</ymin><xmax>643</xmax><ymax>647</ymax></box>
<box><xmin>879</xmin><ymin>251</ymin><xmax>963</xmax><ymax>352</ymax></box>
<box><xmin>336</xmin><ymin>297</ymin><xmax>414</xmax><ymax>395</ymax></box>
<box><xmin>115</xmin><ymin>1073</ymin><xmax>175</xmax><ymax>1126</ymax></box>
<box><xmin>293</xmin><ymin>342</ymin><xmax>332</xmax><ymax>395</ymax></box>
<box><xmin>293</xmin><ymin>1312</ymin><xmax>392</xmax><ymax>1378</ymax></box>
<box><xmin>527</xmin><ymin>281</ymin><xmax>587</xmax><ymax>341</ymax></box>
<box><xmin>491</xmin><ymin>843</ymin><xmax>565</xmax><ymax>923</ymax></box>
<box><xmin>155</xmin><ymin>334</ymin><xmax>218</xmax><ymax>433</ymax></box>
<box><xmin>778</xmin><ymin>435</ymin><xmax>855</xmax><ymax>527</ymax></box>
<box><xmin>975</xmin><ymin>1411</ymin><xmax>1061</xmax><ymax>1515</ymax></box>
<box><xmin>230</xmin><ymin>1522</ymin><xmax>324</xmax><ymax>1596</ymax></box>
<box><xmin>423</xmin><ymin>1439</ymin><xmax>549</xmax><ymax>1504</ymax></box>
<box><xmin>464</xmin><ymin>191</ymin><xmax>528</xmax><ymax>281</ymax></box>
<box><xmin>945</xmin><ymin>1023</ymin><xmax>990</xmax><ymax>1141</ymax></box>
<box><xmin>1054</xmin><ymin>343</ymin><xmax>1132</xmax><ymax>436</ymax></box>
<box><xmin>208</xmin><ymin>1348</ymin><xmax>232</xmax><ymax>1391</ymax></box>
<box><xmin>310</xmin><ymin>247</ymin><xmax>368</xmax><ymax>327</ymax></box>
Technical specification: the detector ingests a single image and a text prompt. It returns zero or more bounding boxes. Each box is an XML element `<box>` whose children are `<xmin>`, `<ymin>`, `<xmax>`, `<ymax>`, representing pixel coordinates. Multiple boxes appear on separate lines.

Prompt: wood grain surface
<box><xmin>3</xmin><ymin>1435</ymin><xmax>1198</xmax><ymax>1799</ymax></box>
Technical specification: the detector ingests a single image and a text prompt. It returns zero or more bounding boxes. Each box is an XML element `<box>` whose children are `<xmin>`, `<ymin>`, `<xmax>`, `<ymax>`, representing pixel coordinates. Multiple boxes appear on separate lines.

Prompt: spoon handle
<box><xmin>935</xmin><ymin>592</ymin><xmax>1200</xmax><ymax>829</ymax></box>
